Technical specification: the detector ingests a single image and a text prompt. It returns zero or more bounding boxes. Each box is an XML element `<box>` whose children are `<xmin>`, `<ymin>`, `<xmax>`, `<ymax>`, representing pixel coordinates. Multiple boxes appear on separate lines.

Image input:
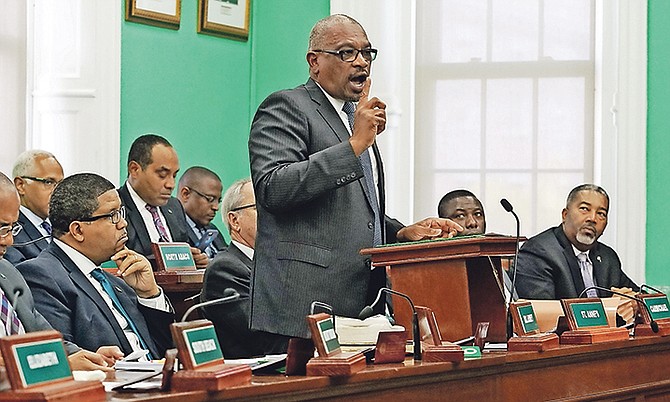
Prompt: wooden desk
<box><xmin>109</xmin><ymin>336</ymin><xmax>670</xmax><ymax>401</ymax></box>
<box><xmin>154</xmin><ymin>271</ymin><xmax>204</xmax><ymax>320</ymax></box>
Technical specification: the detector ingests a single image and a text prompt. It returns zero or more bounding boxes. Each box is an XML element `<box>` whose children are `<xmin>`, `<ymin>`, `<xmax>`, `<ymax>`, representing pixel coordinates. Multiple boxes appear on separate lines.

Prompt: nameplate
<box><xmin>151</xmin><ymin>242</ymin><xmax>196</xmax><ymax>271</ymax></box>
<box><xmin>562</xmin><ymin>299</ymin><xmax>609</xmax><ymax>329</ymax></box>
<box><xmin>0</xmin><ymin>331</ymin><xmax>70</xmax><ymax>390</ymax></box>
<box><xmin>461</xmin><ymin>346</ymin><xmax>481</xmax><ymax>360</ymax></box>
<box><xmin>510</xmin><ymin>301</ymin><xmax>540</xmax><ymax>336</ymax></box>
<box><xmin>640</xmin><ymin>294</ymin><xmax>670</xmax><ymax>321</ymax></box>
<box><xmin>306</xmin><ymin>313</ymin><xmax>341</xmax><ymax>357</ymax></box>
<box><xmin>171</xmin><ymin>320</ymin><xmax>224</xmax><ymax>370</ymax></box>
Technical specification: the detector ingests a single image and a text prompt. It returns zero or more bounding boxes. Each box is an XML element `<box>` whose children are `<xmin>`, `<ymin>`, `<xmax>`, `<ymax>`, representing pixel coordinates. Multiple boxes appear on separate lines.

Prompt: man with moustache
<box><xmin>17</xmin><ymin>173</ymin><xmax>174</xmax><ymax>360</ymax></box>
<box><xmin>248</xmin><ymin>14</ymin><xmax>462</xmax><ymax>346</ymax></box>
<box><xmin>0</xmin><ymin>172</ymin><xmax>123</xmax><ymax>371</ymax></box>
<box><xmin>515</xmin><ymin>184</ymin><xmax>638</xmax><ymax>300</ymax></box>
<box><xmin>119</xmin><ymin>134</ymin><xmax>208</xmax><ymax>269</ymax></box>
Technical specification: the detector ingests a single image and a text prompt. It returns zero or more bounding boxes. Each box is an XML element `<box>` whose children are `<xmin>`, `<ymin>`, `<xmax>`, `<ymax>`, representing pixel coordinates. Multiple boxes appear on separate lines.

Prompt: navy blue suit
<box><xmin>5</xmin><ymin>211</ymin><xmax>49</xmax><ymax>265</ymax></box>
<box><xmin>16</xmin><ymin>242</ymin><xmax>174</xmax><ymax>358</ymax></box>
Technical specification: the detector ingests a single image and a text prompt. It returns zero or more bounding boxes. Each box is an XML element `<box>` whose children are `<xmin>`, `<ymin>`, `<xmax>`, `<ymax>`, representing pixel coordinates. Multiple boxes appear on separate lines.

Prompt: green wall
<box><xmin>120</xmin><ymin>1</ymin><xmax>328</xmax><ymax>236</ymax></box>
<box><xmin>646</xmin><ymin>0</ymin><xmax>670</xmax><ymax>289</ymax></box>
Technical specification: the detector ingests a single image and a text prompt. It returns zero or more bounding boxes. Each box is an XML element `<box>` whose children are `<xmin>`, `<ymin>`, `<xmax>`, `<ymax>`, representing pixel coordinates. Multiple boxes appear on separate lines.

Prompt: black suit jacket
<box><xmin>515</xmin><ymin>226</ymin><xmax>638</xmax><ymax>299</ymax></box>
<box><xmin>185</xmin><ymin>222</ymin><xmax>227</xmax><ymax>255</ymax></box>
<box><xmin>5</xmin><ymin>211</ymin><xmax>49</xmax><ymax>265</ymax></box>
<box><xmin>0</xmin><ymin>259</ymin><xmax>79</xmax><ymax>354</ymax></box>
<box><xmin>118</xmin><ymin>184</ymin><xmax>191</xmax><ymax>258</ymax></box>
<box><xmin>201</xmin><ymin>244</ymin><xmax>272</xmax><ymax>358</ymax></box>
<box><xmin>16</xmin><ymin>242</ymin><xmax>174</xmax><ymax>358</ymax></box>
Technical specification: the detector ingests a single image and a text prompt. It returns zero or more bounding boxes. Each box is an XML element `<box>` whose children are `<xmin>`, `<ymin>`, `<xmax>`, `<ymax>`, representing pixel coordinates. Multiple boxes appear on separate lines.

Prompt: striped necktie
<box><xmin>343</xmin><ymin>101</ymin><xmax>382</xmax><ymax>246</ymax></box>
<box><xmin>578</xmin><ymin>253</ymin><xmax>598</xmax><ymax>298</ymax></box>
<box><xmin>145</xmin><ymin>204</ymin><xmax>170</xmax><ymax>242</ymax></box>
<box><xmin>0</xmin><ymin>287</ymin><xmax>24</xmax><ymax>336</ymax></box>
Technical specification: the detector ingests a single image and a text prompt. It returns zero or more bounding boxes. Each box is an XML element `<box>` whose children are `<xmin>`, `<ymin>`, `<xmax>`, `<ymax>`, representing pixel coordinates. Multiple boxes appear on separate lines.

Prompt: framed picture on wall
<box><xmin>126</xmin><ymin>0</ymin><xmax>181</xmax><ymax>30</ymax></box>
<box><xmin>197</xmin><ymin>0</ymin><xmax>250</xmax><ymax>40</ymax></box>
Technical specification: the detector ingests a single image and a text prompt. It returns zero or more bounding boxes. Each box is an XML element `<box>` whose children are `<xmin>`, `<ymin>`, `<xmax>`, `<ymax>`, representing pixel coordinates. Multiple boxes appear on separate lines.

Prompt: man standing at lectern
<box><xmin>515</xmin><ymin>184</ymin><xmax>638</xmax><ymax>300</ymax></box>
<box><xmin>248</xmin><ymin>14</ymin><xmax>462</xmax><ymax>348</ymax></box>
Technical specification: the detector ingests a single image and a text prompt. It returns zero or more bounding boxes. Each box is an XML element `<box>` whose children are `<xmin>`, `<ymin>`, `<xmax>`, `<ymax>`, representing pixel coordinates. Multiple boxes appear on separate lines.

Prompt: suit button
<box><xmin>336</xmin><ymin>179</ymin><xmax>341</xmax><ymax>185</ymax></box>
<box><xmin>352</xmin><ymin>172</ymin><xmax>357</xmax><ymax>178</ymax></box>
<box><xmin>368</xmin><ymin>222</ymin><xmax>374</xmax><ymax>230</ymax></box>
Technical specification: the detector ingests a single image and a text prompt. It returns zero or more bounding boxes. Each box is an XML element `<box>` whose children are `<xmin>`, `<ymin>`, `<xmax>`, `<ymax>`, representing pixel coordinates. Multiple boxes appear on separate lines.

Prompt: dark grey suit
<box><xmin>515</xmin><ymin>226</ymin><xmax>638</xmax><ymax>299</ymax></box>
<box><xmin>201</xmin><ymin>244</ymin><xmax>272</xmax><ymax>358</ymax></box>
<box><xmin>16</xmin><ymin>242</ymin><xmax>174</xmax><ymax>358</ymax></box>
<box><xmin>0</xmin><ymin>259</ymin><xmax>79</xmax><ymax>354</ymax></box>
<box><xmin>5</xmin><ymin>211</ymin><xmax>49</xmax><ymax>265</ymax></box>
<box><xmin>118</xmin><ymin>184</ymin><xmax>192</xmax><ymax>259</ymax></box>
<box><xmin>248</xmin><ymin>78</ymin><xmax>404</xmax><ymax>339</ymax></box>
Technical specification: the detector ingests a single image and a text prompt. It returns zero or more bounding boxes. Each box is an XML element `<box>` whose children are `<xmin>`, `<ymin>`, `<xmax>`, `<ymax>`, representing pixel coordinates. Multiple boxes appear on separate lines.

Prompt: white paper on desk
<box><xmin>335</xmin><ymin>314</ymin><xmax>405</xmax><ymax>345</ymax></box>
<box><xmin>114</xmin><ymin>360</ymin><xmax>164</xmax><ymax>372</ymax></box>
<box><xmin>226</xmin><ymin>354</ymin><xmax>287</xmax><ymax>371</ymax></box>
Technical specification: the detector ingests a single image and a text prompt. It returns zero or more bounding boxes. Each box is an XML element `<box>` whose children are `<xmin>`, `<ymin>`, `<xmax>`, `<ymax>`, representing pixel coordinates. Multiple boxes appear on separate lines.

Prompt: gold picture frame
<box><xmin>198</xmin><ymin>0</ymin><xmax>250</xmax><ymax>40</ymax></box>
<box><xmin>126</xmin><ymin>0</ymin><xmax>181</xmax><ymax>30</ymax></box>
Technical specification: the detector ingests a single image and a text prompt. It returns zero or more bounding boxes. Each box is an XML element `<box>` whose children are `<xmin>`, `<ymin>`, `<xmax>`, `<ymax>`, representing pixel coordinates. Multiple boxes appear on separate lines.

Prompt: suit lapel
<box><xmin>590</xmin><ymin>244</ymin><xmax>607</xmax><ymax>294</ymax></box>
<box><xmin>555</xmin><ymin>227</ymin><xmax>586</xmax><ymax>297</ymax></box>
<box><xmin>50</xmin><ymin>244</ymin><xmax>131</xmax><ymax>349</ymax></box>
<box><xmin>119</xmin><ymin>185</ymin><xmax>153</xmax><ymax>253</ymax></box>
<box><xmin>18</xmin><ymin>212</ymin><xmax>49</xmax><ymax>251</ymax></box>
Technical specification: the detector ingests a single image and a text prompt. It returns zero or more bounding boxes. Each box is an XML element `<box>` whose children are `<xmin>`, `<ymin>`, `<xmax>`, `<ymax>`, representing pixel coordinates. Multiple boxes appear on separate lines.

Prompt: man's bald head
<box><xmin>0</xmin><ymin>172</ymin><xmax>21</xmax><ymax>259</ymax></box>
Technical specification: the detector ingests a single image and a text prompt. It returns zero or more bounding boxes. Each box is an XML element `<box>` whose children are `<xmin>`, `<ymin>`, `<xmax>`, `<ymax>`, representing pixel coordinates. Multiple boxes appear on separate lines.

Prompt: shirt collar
<box><xmin>231</xmin><ymin>240</ymin><xmax>254</xmax><ymax>260</ymax></box>
<box><xmin>571</xmin><ymin>244</ymin><xmax>590</xmax><ymax>260</ymax></box>
<box><xmin>126</xmin><ymin>180</ymin><xmax>151</xmax><ymax>211</ymax></box>
<box><xmin>20</xmin><ymin>205</ymin><xmax>48</xmax><ymax>228</ymax></box>
<box><xmin>315</xmin><ymin>82</ymin><xmax>346</xmax><ymax>116</ymax></box>
<box><xmin>53</xmin><ymin>238</ymin><xmax>98</xmax><ymax>275</ymax></box>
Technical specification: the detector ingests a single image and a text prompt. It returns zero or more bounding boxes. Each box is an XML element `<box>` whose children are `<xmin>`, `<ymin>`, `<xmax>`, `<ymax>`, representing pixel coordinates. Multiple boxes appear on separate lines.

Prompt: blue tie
<box><xmin>343</xmin><ymin>101</ymin><xmax>382</xmax><ymax>246</ymax></box>
<box><xmin>90</xmin><ymin>268</ymin><xmax>153</xmax><ymax>359</ymax></box>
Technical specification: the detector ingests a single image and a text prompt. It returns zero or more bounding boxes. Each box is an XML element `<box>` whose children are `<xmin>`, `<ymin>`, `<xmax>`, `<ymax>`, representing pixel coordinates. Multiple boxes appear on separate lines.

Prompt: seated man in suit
<box><xmin>202</xmin><ymin>178</ymin><xmax>278</xmax><ymax>358</ymax></box>
<box><xmin>0</xmin><ymin>171</ymin><xmax>123</xmax><ymax>371</ymax></box>
<box><xmin>177</xmin><ymin>166</ymin><xmax>227</xmax><ymax>259</ymax></box>
<box><xmin>515</xmin><ymin>184</ymin><xmax>638</xmax><ymax>299</ymax></box>
<box><xmin>118</xmin><ymin>134</ymin><xmax>207</xmax><ymax>268</ymax></box>
<box><xmin>17</xmin><ymin>173</ymin><xmax>175</xmax><ymax>360</ymax></box>
<box><xmin>5</xmin><ymin>150</ymin><xmax>64</xmax><ymax>265</ymax></box>
<box><xmin>437</xmin><ymin>189</ymin><xmax>486</xmax><ymax>236</ymax></box>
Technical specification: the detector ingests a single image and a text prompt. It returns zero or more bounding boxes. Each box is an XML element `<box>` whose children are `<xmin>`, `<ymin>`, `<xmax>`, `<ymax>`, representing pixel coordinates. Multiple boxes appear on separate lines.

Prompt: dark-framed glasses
<box><xmin>0</xmin><ymin>223</ymin><xmax>22</xmax><ymax>238</ymax></box>
<box><xmin>312</xmin><ymin>48</ymin><xmax>378</xmax><ymax>62</ymax></box>
<box><xmin>230</xmin><ymin>203</ymin><xmax>256</xmax><ymax>212</ymax></box>
<box><xmin>187</xmin><ymin>187</ymin><xmax>221</xmax><ymax>205</ymax></box>
<box><xmin>78</xmin><ymin>206</ymin><xmax>126</xmax><ymax>225</ymax></box>
<box><xmin>20</xmin><ymin>176</ymin><xmax>61</xmax><ymax>188</ymax></box>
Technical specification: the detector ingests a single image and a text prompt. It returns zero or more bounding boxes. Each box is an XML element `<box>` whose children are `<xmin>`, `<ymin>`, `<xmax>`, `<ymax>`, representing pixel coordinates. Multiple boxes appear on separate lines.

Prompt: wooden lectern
<box><xmin>361</xmin><ymin>236</ymin><xmax>517</xmax><ymax>343</ymax></box>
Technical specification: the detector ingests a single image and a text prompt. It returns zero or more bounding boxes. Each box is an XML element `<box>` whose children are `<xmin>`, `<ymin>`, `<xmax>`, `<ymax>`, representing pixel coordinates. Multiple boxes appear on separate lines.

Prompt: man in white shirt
<box><xmin>17</xmin><ymin>173</ymin><xmax>175</xmax><ymax>360</ymax></box>
<box><xmin>6</xmin><ymin>150</ymin><xmax>64</xmax><ymax>264</ymax></box>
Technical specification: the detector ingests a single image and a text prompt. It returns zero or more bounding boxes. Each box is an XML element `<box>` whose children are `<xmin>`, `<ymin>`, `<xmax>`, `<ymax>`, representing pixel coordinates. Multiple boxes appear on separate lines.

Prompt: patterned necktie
<box><xmin>90</xmin><ymin>268</ymin><xmax>153</xmax><ymax>359</ymax></box>
<box><xmin>145</xmin><ymin>204</ymin><xmax>170</xmax><ymax>242</ymax></box>
<box><xmin>0</xmin><ymin>287</ymin><xmax>24</xmax><ymax>336</ymax></box>
<box><xmin>343</xmin><ymin>101</ymin><xmax>382</xmax><ymax>246</ymax></box>
<box><xmin>40</xmin><ymin>220</ymin><xmax>52</xmax><ymax>235</ymax></box>
<box><xmin>199</xmin><ymin>227</ymin><xmax>216</xmax><ymax>258</ymax></box>
<box><xmin>577</xmin><ymin>253</ymin><xmax>598</xmax><ymax>298</ymax></box>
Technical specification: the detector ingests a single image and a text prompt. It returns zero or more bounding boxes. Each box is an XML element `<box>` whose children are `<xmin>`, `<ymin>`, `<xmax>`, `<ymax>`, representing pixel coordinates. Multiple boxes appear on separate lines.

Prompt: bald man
<box><xmin>177</xmin><ymin>166</ymin><xmax>227</xmax><ymax>258</ymax></box>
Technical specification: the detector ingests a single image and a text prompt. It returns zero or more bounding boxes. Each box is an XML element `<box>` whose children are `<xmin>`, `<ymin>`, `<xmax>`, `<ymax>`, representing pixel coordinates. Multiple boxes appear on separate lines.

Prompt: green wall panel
<box><xmin>646</xmin><ymin>0</ymin><xmax>670</xmax><ymax>289</ymax></box>
<box><xmin>121</xmin><ymin>1</ymin><xmax>328</xmax><ymax>236</ymax></box>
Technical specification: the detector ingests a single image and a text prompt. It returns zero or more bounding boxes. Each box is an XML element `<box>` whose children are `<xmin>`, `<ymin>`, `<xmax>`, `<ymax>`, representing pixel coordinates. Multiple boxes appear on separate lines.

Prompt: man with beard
<box><xmin>515</xmin><ymin>184</ymin><xmax>638</xmax><ymax>299</ymax></box>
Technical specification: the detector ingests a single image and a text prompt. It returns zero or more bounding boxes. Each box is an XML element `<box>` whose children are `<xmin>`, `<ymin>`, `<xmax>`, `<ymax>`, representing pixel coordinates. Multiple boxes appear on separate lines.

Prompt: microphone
<box><xmin>11</xmin><ymin>235</ymin><xmax>50</xmax><ymax>247</ymax></box>
<box><xmin>640</xmin><ymin>284</ymin><xmax>664</xmax><ymax>294</ymax></box>
<box><xmin>359</xmin><ymin>287</ymin><xmax>421</xmax><ymax>360</ymax></box>
<box><xmin>500</xmin><ymin>198</ymin><xmax>521</xmax><ymax>339</ymax></box>
<box><xmin>578</xmin><ymin>285</ymin><xmax>659</xmax><ymax>333</ymax></box>
<box><xmin>310</xmin><ymin>301</ymin><xmax>336</xmax><ymax>334</ymax></box>
<box><xmin>10</xmin><ymin>288</ymin><xmax>22</xmax><ymax>309</ymax></box>
<box><xmin>181</xmin><ymin>288</ymin><xmax>239</xmax><ymax>322</ymax></box>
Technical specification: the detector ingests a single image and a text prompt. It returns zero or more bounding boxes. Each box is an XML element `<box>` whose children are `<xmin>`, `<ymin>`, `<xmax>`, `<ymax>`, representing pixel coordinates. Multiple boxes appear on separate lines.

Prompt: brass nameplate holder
<box><xmin>559</xmin><ymin>298</ymin><xmax>630</xmax><ymax>344</ymax></box>
<box><xmin>170</xmin><ymin>320</ymin><xmax>251</xmax><ymax>391</ymax></box>
<box><xmin>0</xmin><ymin>330</ymin><xmax>105</xmax><ymax>401</ymax></box>
<box><xmin>508</xmin><ymin>301</ymin><xmax>559</xmax><ymax>352</ymax></box>
<box><xmin>416</xmin><ymin>306</ymin><xmax>464</xmax><ymax>362</ymax></box>
<box><xmin>635</xmin><ymin>292</ymin><xmax>670</xmax><ymax>337</ymax></box>
<box><xmin>305</xmin><ymin>313</ymin><xmax>366</xmax><ymax>376</ymax></box>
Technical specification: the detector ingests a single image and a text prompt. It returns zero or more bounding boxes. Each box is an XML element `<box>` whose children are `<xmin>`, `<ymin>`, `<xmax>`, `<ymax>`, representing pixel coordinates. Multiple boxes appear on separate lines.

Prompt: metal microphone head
<box><xmin>358</xmin><ymin>305</ymin><xmax>375</xmax><ymax>320</ymax></box>
<box><xmin>500</xmin><ymin>198</ymin><xmax>513</xmax><ymax>213</ymax></box>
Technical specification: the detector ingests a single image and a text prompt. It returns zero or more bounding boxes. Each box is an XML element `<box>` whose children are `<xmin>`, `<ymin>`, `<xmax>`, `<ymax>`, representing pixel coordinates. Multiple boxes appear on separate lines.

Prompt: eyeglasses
<box><xmin>78</xmin><ymin>206</ymin><xmax>126</xmax><ymax>225</ymax></box>
<box><xmin>230</xmin><ymin>203</ymin><xmax>256</xmax><ymax>212</ymax></box>
<box><xmin>312</xmin><ymin>48</ymin><xmax>378</xmax><ymax>62</ymax></box>
<box><xmin>20</xmin><ymin>176</ymin><xmax>61</xmax><ymax>188</ymax></box>
<box><xmin>0</xmin><ymin>223</ymin><xmax>22</xmax><ymax>238</ymax></box>
<box><xmin>187</xmin><ymin>187</ymin><xmax>221</xmax><ymax>205</ymax></box>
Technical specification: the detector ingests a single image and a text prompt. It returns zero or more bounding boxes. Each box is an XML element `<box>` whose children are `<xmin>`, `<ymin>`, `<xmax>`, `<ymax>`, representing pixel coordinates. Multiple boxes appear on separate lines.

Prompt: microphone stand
<box><xmin>579</xmin><ymin>285</ymin><xmax>659</xmax><ymax>333</ymax></box>
<box><xmin>500</xmin><ymin>198</ymin><xmax>520</xmax><ymax>339</ymax></box>
<box><xmin>359</xmin><ymin>287</ymin><xmax>421</xmax><ymax>361</ymax></box>
<box><xmin>181</xmin><ymin>289</ymin><xmax>240</xmax><ymax>322</ymax></box>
